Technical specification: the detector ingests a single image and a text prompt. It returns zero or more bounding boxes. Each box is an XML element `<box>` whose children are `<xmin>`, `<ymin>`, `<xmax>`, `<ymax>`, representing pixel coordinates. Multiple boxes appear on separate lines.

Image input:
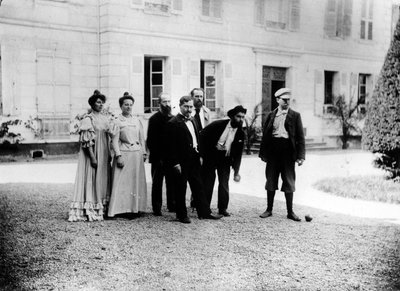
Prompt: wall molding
<box><xmin>0</xmin><ymin>16</ymin><xmax>96</xmax><ymax>34</ymax></box>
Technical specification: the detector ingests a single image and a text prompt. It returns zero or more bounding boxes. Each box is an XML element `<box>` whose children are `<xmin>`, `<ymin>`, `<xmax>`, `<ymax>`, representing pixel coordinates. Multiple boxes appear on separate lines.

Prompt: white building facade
<box><xmin>0</xmin><ymin>0</ymin><xmax>399</xmax><ymax>149</ymax></box>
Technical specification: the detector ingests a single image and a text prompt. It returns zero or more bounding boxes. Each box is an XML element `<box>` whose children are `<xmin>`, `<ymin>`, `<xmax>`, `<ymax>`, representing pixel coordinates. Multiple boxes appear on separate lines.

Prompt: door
<box><xmin>261</xmin><ymin>66</ymin><xmax>286</xmax><ymax>125</ymax></box>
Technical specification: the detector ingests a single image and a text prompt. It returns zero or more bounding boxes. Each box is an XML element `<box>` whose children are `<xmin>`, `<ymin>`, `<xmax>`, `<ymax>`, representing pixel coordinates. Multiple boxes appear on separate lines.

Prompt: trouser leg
<box><xmin>188</xmin><ymin>155</ymin><xmax>211</xmax><ymax>218</ymax></box>
<box><xmin>202</xmin><ymin>161</ymin><xmax>216</xmax><ymax>206</ymax></box>
<box><xmin>173</xmin><ymin>170</ymin><xmax>188</xmax><ymax>220</ymax></box>
<box><xmin>164</xmin><ymin>163</ymin><xmax>176</xmax><ymax>211</ymax></box>
<box><xmin>151</xmin><ymin>162</ymin><xmax>163</xmax><ymax>213</ymax></box>
<box><xmin>216</xmin><ymin>160</ymin><xmax>230</xmax><ymax>211</ymax></box>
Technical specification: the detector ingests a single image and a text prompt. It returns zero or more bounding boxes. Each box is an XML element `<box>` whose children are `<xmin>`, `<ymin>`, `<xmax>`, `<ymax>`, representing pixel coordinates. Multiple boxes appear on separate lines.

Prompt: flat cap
<box><xmin>274</xmin><ymin>88</ymin><xmax>291</xmax><ymax>99</ymax></box>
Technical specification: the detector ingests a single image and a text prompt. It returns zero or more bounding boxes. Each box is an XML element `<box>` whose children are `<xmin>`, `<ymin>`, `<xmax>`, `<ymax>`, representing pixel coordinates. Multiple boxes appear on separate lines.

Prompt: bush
<box><xmin>330</xmin><ymin>94</ymin><xmax>363</xmax><ymax>149</ymax></box>
<box><xmin>363</xmin><ymin>18</ymin><xmax>400</xmax><ymax>180</ymax></box>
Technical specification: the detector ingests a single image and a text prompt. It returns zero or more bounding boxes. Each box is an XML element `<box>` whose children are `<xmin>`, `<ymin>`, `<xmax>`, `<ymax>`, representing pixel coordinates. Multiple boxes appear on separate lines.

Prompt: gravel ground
<box><xmin>1</xmin><ymin>183</ymin><xmax>399</xmax><ymax>291</ymax></box>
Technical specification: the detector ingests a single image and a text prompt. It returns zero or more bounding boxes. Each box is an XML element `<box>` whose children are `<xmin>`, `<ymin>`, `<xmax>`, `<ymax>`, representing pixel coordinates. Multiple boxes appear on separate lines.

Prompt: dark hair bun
<box><xmin>123</xmin><ymin>92</ymin><xmax>130</xmax><ymax>96</ymax></box>
<box><xmin>93</xmin><ymin>89</ymin><xmax>100</xmax><ymax>95</ymax></box>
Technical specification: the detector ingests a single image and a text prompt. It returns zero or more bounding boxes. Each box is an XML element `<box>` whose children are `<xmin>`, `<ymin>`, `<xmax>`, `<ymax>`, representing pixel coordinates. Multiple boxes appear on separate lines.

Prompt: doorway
<box><xmin>261</xmin><ymin>66</ymin><xmax>286</xmax><ymax>125</ymax></box>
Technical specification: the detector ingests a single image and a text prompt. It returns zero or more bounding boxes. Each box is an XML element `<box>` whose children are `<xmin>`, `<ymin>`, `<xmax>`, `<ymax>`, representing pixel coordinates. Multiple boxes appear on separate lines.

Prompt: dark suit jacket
<box><xmin>146</xmin><ymin>111</ymin><xmax>172</xmax><ymax>163</ymax></box>
<box><xmin>165</xmin><ymin>114</ymin><xmax>200</xmax><ymax>168</ymax></box>
<box><xmin>199</xmin><ymin>119</ymin><xmax>245</xmax><ymax>175</ymax></box>
<box><xmin>259</xmin><ymin>108</ymin><xmax>305</xmax><ymax>162</ymax></box>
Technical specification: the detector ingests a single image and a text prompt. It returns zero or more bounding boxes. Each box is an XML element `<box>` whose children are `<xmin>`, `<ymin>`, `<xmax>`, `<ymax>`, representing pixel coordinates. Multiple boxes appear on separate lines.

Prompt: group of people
<box><xmin>68</xmin><ymin>86</ymin><xmax>306</xmax><ymax>224</ymax></box>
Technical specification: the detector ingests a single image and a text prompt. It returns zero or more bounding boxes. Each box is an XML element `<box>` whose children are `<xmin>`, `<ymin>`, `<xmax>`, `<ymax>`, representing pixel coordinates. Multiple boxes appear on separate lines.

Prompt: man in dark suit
<box><xmin>259</xmin><ymin>88</ymin><xmax>305</xmax><ymax>221</ymax></box>
<box><xmin>200</xmin><ymin>105</ymin><xmax>247</xmax><ymax>217</ymax></box>
<box><xmin>147</xmin><ymin>92</ymin><xmax>175</xmax><ymax>216</ymax></box>
<box><xmin>166</xmin><ymin>95</ymin><xmax>223</xmax><ymax>224</ymax></box>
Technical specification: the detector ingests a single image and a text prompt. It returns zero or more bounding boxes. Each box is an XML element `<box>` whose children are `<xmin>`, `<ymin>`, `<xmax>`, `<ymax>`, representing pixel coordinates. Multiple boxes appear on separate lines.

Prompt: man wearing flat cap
<box><xmin>200</xmin><ymin>105</ymin><xmax>247</xmax><ymax>216</ymax></box>
<box><xmin>259</xmin><ymin>88</ymin><xmax>305</xmax><ymax>221</ymax></box>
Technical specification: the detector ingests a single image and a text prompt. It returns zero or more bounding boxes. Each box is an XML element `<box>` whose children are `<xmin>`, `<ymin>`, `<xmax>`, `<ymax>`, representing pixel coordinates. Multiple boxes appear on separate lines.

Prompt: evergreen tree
<box><xmin>363</xmin><ymin>18</ymin><xmax>400</xmax><ymax>179</ymax></box>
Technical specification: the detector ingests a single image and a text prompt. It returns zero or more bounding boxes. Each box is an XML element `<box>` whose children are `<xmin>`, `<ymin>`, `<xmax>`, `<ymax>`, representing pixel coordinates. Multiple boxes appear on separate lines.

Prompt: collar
<box><xmin>179</xmin><ymin>113</ymin><xmax>192</xmax><ymax>122</ymax></box>
<box><xmin>276</xmin><ymin>107</ymin><xmax>289</xmax><ymax>116</ymax></box>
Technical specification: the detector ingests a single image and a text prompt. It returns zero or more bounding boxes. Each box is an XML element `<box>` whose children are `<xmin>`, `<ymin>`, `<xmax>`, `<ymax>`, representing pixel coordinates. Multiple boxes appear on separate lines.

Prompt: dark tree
<box><xmin>363</xmin><ymin>18</ymin><xmax>400</xmax><ymax>180</ymax></box>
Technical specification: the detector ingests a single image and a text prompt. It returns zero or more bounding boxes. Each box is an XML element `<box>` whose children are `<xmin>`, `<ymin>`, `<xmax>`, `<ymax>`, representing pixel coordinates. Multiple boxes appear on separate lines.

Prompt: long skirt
<box><xmin>108</xmin><ymin>150</ymin><xmax>147</xmax><ymax>217</ymax></box>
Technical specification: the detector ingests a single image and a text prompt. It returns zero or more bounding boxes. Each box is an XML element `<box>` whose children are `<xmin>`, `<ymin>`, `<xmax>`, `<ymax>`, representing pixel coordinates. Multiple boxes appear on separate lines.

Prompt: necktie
<box><xmin>194</xmin><ymin>108</ymin><xmax>202</xmax><ymax>130</ymax></box>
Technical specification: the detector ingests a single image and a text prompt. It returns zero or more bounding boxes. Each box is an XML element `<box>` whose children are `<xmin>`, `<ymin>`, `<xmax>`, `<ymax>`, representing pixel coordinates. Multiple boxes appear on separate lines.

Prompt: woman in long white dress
<box><xmin>108</xmin><ymin>92</ymin><xmax>148</xmax><ymax>217</ymax></box>
<box><xmin>68</xmin><ymin>90</ymin><xmax>112</xmax><ymax>222</ymax></box>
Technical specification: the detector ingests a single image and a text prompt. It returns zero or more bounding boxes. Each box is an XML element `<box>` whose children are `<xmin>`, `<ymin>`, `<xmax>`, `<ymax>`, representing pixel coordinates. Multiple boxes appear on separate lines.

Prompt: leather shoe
<box><xmin>178</xmin><ymin>217</ymin><xmax>191</xmax><ymax>224</ymax></box>
<box><xmin>259</xmin><ymin>210</ymin><xmax>272</xmax><ymax>218</ymax></box>
<box><xmin>200</xmin><ymin>213</ymin><xmax>223</xmax><ymax>220</ymax></box>
<box><xmin>287</xmin><ymin>212</ymin><xmax>301</xmax><ymax>222</ymax></box>
<box><xmin>153</xmin><ymin>211</ymin><xmax>162</xmax><ymax>216</ymax></box>
<box><xmin>219</xmin><ymin>210</ymin><xmax>231</xmax><ymax>217</ymax></box>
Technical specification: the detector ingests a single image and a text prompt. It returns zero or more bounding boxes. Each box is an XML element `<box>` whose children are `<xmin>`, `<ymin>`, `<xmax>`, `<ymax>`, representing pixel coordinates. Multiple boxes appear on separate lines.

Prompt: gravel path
<box><xmin>0</xmin><ymin>183</ymin><xmax>399</xmax><ymax>290</ymax></box>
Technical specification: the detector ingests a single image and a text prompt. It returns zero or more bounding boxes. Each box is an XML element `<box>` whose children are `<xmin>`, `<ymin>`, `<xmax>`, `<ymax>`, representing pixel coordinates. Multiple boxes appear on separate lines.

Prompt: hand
<box><xmin>90</xmin><ymin>158</ymin><xmax>98</xmax><ymax>169</ymax></box>
<box><xmin>233</xmin><ymin>174</ymin><xmax>241</xmax><ymax>182</ymax></box>
<box><xmin>143</xmin><ymin>153</ymin><xmax>148</xmax><ymax>162</ymax></box>
<box><xmin>116</xmin><ymin>156</ymin><xmax>124</xmax><ymax>168</ymax></box>
<box><xmin>199</xmin><ymin>157</ymin><xmax>203</xmax><ymax>166</ymax></box>
<box><xmin>173</xmin><ymin>164</ymin><xmax>182</xmax><ymax>174</ymax></box>
<box><xmin>296</xmin><ymin>159</ymin><xmax>304</xmax><ymax>166</ymax></box>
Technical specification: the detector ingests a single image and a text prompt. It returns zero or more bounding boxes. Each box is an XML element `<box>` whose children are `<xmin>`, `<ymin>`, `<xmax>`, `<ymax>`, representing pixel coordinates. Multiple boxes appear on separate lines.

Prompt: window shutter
<box><xmin>336</xmin><ymin>0</ymin><xmax>343</xmax><ymax>37</ymax></box>
<box><xmin>255</xmin><ymin>0</ymin><xmax>265</xmax><ymax>25</ymax></box>
<box><xmin>349</xmin><ymin>72</ymin><xmax>358</xmax><ymax>100</ymax></box>
<box><xmin>173</xmin><ymin>59</ymin><xmax>182</xmax><ymax>75</ymax></box>
<box><xmin>289</xmin><ymin>0</ymin><xmax>300</xmax><ymax>31</ymax></box>
<box><xmin>213</xmin><ymin>0</ymin><xmax>222</xmax><ymax>18</ymax></box>
<box><xmin>225</xmin><ymin>63</ymin><xmax>232</xmax><ymax>79</ymax></box>
<box><xmin>132</xmin><ymin>56</ymin><xmax>143</xmax><ymax>74</ymax></box>
<box><xmin>172</xmin><ymin>0</ymin><xmax>182</xmax><ymax>11</ymax></box>
<box><xmin>342</xmin><ymin>0</ymin><xmax>352</xmax><ymax>37</ymax></box>
<box><xmin>324</xmin><ymin>0</ymin><xmax>337</xmax><ymax>37</ymax></box>
<box><xmin>202</xmin><ymin>0</ymin><xmax>210</xmax><ymax>16</ymax></box>
<box><xmin>314</xmin><ymin>70</ymin><xmax>324</xmax><ymax>116</ymax></box>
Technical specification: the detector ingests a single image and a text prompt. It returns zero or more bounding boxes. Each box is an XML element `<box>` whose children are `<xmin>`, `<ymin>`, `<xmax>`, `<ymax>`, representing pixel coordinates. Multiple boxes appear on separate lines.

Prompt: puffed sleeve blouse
<box><xmin>79</xmin><ymin>116</ymin><xmax>95</xmax><ymax>148</ymax></box>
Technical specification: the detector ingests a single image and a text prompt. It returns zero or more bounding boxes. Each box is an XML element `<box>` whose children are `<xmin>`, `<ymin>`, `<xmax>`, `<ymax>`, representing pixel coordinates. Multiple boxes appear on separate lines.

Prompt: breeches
<box><xmin>265</xmin><ymin>138</ymin><xmax>296</xmax><ymax>193</ymax></box>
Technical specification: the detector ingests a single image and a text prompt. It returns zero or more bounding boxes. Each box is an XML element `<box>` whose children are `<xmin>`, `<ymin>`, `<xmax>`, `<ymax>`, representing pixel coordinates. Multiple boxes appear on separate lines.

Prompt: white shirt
<box><xmin>182</xmin><ymin>114</ymin><xmax>198</xmax><ymax>150</ymax></box>
<box><xmin>272</xmin><ymin>108</ymin><xmax>289</xmax><ymax>139</ymax></box>
<box><xmin>217</xmin><ymin>121</ymin><xmax>237</xmax><ymax>156</ymax></box>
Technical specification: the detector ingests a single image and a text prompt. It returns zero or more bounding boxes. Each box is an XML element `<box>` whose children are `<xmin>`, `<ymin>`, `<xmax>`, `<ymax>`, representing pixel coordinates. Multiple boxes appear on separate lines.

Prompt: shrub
<box><xmin>244</xmin><ymin>102</ymin><xmax>262</xmax><ymax>155</ymax></box>
<box><xmin>363</xmin><ymin>18</ymin><xmax>400</xmax><ymax>180</ymax></box>
<box><xmin>330</xmin><ymin>94</ymin><xmax>364</xmax><ymax>149</ymax></box>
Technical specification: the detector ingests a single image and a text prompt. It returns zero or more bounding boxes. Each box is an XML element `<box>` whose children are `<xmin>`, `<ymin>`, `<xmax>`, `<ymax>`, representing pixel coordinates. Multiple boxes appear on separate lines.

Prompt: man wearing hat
<box><xmin>259</xmin><ymin>88</ymin><xmax>305</xmax><ymax>221</ymax></box>
<box><xmin>200</xmin><ymin>105</ymin><xmax>247</xmax><ymax>216</ymax></box>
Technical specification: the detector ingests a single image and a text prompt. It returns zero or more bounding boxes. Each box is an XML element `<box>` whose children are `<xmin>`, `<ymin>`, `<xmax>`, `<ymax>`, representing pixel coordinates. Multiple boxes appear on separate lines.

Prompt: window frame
<box><xmin>201</xmin><ymin>0</ymin><xmax>223</xmax><ymax>21</ymax></box>
<box><xmin>360</xmin><ymin>0</ymin><xmax>373</xmax><ymax>40</ymax></box>
<box><xmin>201</xmin><ymin>61</ymin><xmax>218</xmax><ymax>112</ymax></box>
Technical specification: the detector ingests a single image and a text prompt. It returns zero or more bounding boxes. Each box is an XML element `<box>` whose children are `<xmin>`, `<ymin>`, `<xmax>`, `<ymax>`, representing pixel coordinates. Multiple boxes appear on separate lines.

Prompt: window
<box><xmin>144</xmin><ymin>57</ymin><xmax>164</xmax><ymax>113</ymax></box>
<box><xmin>200</xmin><ymin>61</ymin><xmax>218</xmax><ymax>111</ymax></box>
<box><xmin>324</xmin><ymin>71</ymin><xmax>340</xmax><ymax>114</ymax></box>
<box><xmin>202</xmin><ymin>0</ymin><xmax>222</xmax><ymax>19</ymax></box>
<box><xmin>131</xmin><ymin>0</ymin><xmax>182</xmax><ymax>14</ymax></box>
<box><xmin>360</xmin><ymin>0</ymin><xmax>373</xmax><ymax>40</ymax></box>
<box><xmin>324</xmin><ymin>71</ymin><xmax>335</xmax><ymax>105</ymax></box>
<box><xmin>36</xmin><ymin>51</ymin><xmax>71</xmax><ymax>138</ymax></box>
<box><xmin>324</xmin><ymin>0</ymin><xmax>352</xmax><ymax>38</ymax></box>
<box><xmin>358</xmin><ymin>73</ymin><xmax>371</xmax><ymax>114</ymax></box>
<box><xmin>255</xmin><ymin>0</ymin><xmax>300</xmax><ymax>31</ymax></box>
